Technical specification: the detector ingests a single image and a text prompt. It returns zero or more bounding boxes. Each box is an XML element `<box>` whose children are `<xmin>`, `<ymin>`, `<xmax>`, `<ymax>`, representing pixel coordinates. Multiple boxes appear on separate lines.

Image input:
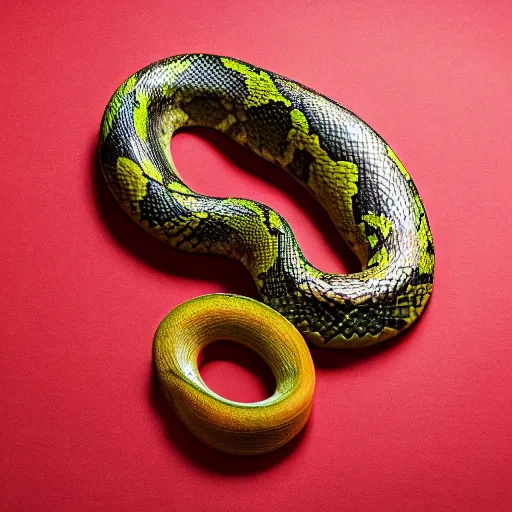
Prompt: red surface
<box><xmin>1</xmin><ymin>1</ymin><xmax>512</xmax><ymax>510</ymax></box>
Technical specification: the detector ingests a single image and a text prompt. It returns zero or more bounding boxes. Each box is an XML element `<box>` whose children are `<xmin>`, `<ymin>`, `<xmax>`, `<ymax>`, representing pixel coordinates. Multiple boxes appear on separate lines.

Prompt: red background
<box><xmin>1</xmin><ymin>1</ymin><xmax>511</xmax><ymax>510</ymax></box>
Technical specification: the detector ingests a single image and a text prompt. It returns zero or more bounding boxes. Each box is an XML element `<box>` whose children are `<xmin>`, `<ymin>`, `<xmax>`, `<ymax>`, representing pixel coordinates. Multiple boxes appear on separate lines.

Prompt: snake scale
<box><xmin>99</xmin><ymin>54</ymin><xmax>434</xmax><ymax>454</ymax></box>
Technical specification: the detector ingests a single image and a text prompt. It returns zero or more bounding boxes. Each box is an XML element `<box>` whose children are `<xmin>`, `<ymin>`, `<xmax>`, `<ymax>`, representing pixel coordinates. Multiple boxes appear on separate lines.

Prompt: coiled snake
<box><xmin>99</xmin><ymin>54</ymin><xmax>434</xmax><ymax>455</ymax></box>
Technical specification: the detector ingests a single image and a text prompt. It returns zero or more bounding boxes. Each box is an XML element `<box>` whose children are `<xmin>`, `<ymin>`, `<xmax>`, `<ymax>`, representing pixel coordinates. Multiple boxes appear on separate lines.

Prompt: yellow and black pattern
<box><xmin>99</xmin><ymin>54</ymin><xmax>434</xmax><ymax>348</ymax></box>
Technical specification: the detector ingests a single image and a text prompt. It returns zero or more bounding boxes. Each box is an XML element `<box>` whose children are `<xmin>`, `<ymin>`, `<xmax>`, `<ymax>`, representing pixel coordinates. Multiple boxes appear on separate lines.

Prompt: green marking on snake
<box><xmin>413</xmin><ymin>193</ymin><xmax>427</xmax><ymax>225</ymax></box>
<box><xmin>223</xmin><ymin>198</ymin><xmax>280</xmax><ymax>274</ymax></box>
<box><xmin>368</xmin><ymin>233</ymin><xmax>378</xmax><ymax>248</ymax></box>
<box><xmin>268</xmin><ymin>210</ymin><xmax>281</xmax><ymax>230</ymax></box>
<box><xmin>215</xmin><ymin>113</ymin><xmax>238</xmax><ymax>132</ymax></box>
<box><xmin>166</xmin><ymin>181</ymin><xmax>192</xmax><ymax>194</ymax></box>
<box><xmin>224</xmin><ymin>198</ymin><xmax>265</xmax><ymax>217</ymax></box>
<box><xmin>221</xmin><ymin>57</ymin><xmax>292</xmax><ymax>108</ymax></box>
<box><xmin>133</xmin><ymin>90</ymin><xmax>149</xmax><ymax>142</ymax></box>
<box><xmin>387</xmin><ymin>145</ymin><xmax>410</xmax><ymax>181</ymax></box>
<box><xmin>418</xmin><ymin>217</ymin><xmax>435</xmax><ymax>274</ymax></box>
<box><xmin>162</xmin><ymin>55</ymin><xmax>198</xmax><ymax>97</ymax></box>
<box><xmin>141</xmin><ymin>159</ymin><xmax>163</xmax><ymax>183</ymax></box>
<box><xmin>99</xmin><ymin>54</ymin><xmax>434</xmax><ymax>349</ymax></box>
<box><xmin>116</xmin><ymin>157</ymin><xmax>148</xmax><ymax>203</ymax></box>
<box><xmin>167</xmin><ymin>55</ymin><xmax>197</xmax><ymax>79</ymax></box>
<box><xmin>290</xmin><ymin>109</ymin><xmax>309</xmax><ymax>133</ymax></box>
<box><xmin>101</xmin><ymin>75</ymin><xmax>137</xmax><ymax>141</ymax></box>
<box><xmin>362</xmin><ymin>211</ymin><xmax>393</xmax><ymax>238</ymax></box>
<box><xmin>367</xmin><ymin>246</ymin><xmax>389</xmax><ymax>268</ymax></box>
<box><xmin>304</xmin><ymin>262</ymin><xmax>324</xmax><ymax>279</ymax></box>
<box><xmin>223</xmin><ymin>198</ymin><xmax>280</xmax><ymax>231</ymax></box>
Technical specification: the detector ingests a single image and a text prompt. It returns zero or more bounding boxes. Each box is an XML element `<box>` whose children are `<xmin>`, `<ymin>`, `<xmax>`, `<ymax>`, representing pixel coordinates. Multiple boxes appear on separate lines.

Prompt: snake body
<box><xmin>99</xmin><ymin>54</ymin><xmax>434</xmax><ymax>454</ymax></box>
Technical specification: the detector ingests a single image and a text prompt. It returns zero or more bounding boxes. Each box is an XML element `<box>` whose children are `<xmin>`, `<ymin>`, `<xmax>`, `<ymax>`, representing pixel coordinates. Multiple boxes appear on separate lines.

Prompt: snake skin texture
<box><xmin>99</xmin><ymin>54</ymin><xmax>435</xmax><ymax>348</ymax></box>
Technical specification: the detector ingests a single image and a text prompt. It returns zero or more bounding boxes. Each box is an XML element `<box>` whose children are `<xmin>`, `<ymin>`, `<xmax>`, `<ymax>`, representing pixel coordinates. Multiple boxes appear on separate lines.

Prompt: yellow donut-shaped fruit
<box><xmin>153</xmin><ymin>294</ymin><xmax>315</xmax><ymax>455</ymax></box>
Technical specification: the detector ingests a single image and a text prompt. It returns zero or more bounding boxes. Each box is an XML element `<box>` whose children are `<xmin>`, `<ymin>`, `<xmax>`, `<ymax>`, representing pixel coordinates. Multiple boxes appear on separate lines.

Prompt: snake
<box><xmin>98</xmin><ymin>54</ymin><xmax>434</xmax><ymax>455</ymax></box>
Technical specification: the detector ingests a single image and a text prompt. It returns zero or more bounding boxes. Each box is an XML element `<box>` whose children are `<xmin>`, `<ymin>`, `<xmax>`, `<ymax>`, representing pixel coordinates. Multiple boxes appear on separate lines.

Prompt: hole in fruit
<box><xmin>198</xmin><ymin>340</ymin><xmax>276</xmax><ymax>403</ymax></box>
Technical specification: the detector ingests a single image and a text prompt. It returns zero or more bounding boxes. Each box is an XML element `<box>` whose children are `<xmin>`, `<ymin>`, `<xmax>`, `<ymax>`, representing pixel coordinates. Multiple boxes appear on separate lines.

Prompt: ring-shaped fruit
<box><xmin>153</xmin><ymin>294</ymin><xmax>315</xmax><ymax>455</ymax></box>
